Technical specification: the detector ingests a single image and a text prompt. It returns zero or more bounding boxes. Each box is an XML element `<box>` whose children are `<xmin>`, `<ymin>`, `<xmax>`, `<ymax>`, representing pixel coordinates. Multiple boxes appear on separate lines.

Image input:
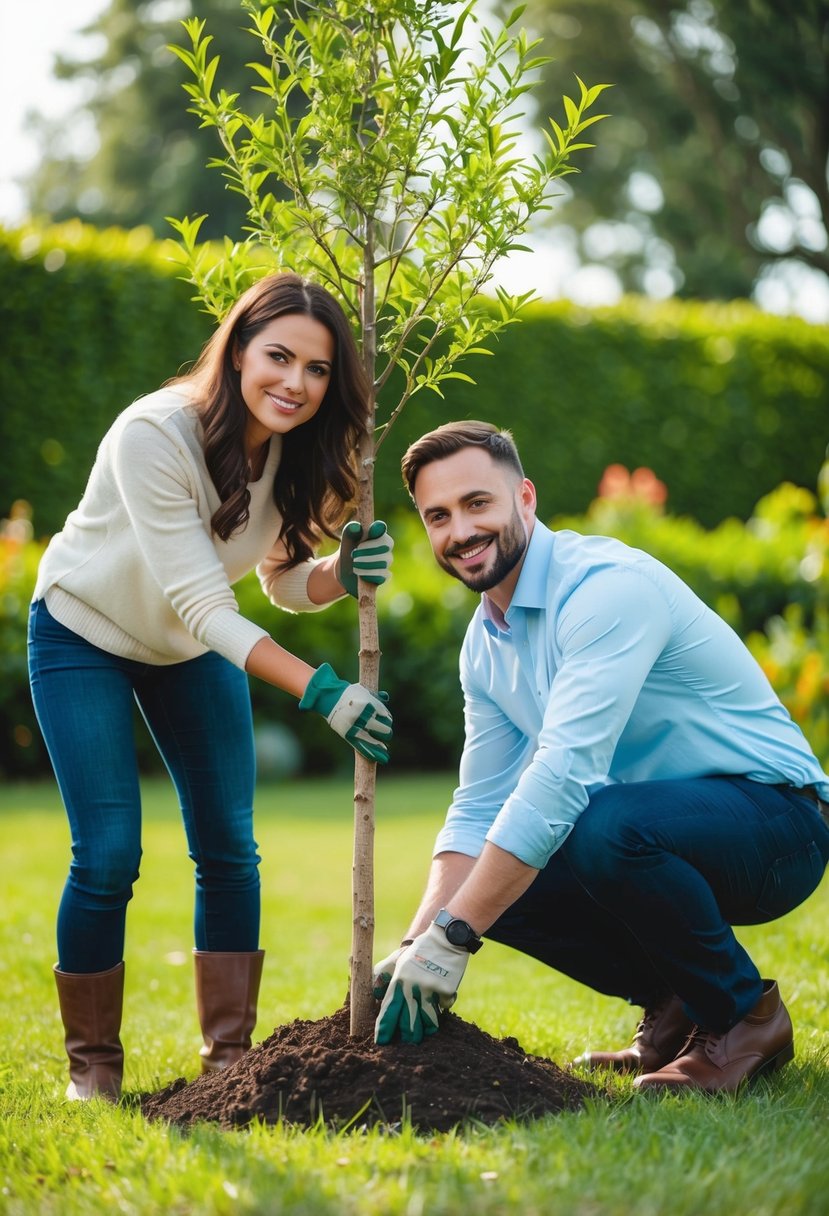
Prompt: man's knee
<box><xmin>565</xmin><ymin>784</ymin><xmax>650</xmax><ymax>885</ymax></box>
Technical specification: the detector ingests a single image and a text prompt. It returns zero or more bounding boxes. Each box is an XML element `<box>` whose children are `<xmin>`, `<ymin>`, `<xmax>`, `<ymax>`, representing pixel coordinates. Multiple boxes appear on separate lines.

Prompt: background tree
<box><xmin>168</xmin><ymin>0</ymin><xmax>607</xmax><ymax>1035</ymax></box>
<box><xmin>25</xmin><ymin>0</ymin><xmax>288</xmax><ymax>238</ymax></box>
<box><xmin>498</xmin><ymin>0</ymin><xmax>829</xmax><ymax>303</ymax></box>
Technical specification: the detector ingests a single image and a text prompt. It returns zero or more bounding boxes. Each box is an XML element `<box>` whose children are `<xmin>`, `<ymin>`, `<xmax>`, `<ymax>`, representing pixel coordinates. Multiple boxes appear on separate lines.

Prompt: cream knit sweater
<box><xmin>34</xmin><ymin>387</ymin><xmax>332</xmax><ymax>668</ymax></box>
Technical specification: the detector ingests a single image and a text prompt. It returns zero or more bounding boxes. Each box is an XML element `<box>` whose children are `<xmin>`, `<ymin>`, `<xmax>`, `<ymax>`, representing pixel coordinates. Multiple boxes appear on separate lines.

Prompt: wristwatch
<box><xmin>433</xmin><ymin>908</ymin><xmax>483</xmax><ymax>954</ymax></box>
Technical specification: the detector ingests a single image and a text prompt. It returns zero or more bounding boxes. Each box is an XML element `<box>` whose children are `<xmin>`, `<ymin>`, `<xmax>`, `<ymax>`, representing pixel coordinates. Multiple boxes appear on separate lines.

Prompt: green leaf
<box><xmin>574</xmin><ymin>113</ymin><xmax>611</xmax><ymax>135</ymax></box>
<box><xmin>504</xmin><ymin>4</ymin><xmax>528</xmax><ymax>29</ymax></box>
<box><xmin>439</xmin><ymin>371</ymin><xmax>477</xmax><ymax>384</ymax></box>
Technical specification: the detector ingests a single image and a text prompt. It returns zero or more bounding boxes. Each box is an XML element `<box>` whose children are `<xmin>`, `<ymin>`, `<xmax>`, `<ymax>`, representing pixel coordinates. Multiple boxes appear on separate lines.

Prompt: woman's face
<box><xmin>235</xmin><ymin>313</ymin><xmax>335</xmax><ymax>456</ymax></box>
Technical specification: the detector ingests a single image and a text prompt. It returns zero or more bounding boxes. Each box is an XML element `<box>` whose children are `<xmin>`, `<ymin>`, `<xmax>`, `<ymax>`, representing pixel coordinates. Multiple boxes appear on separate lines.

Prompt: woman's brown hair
<box><xmin>173</xmin><ymin>273</ymin><xmax>369</xmax><ymax>568</ymax></box>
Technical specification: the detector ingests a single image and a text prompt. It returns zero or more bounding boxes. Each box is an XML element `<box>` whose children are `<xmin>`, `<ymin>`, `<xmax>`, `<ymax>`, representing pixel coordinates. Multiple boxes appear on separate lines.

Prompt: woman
<box><xmin>28</xmin><ymin>272</ymin><xmax>393</xmax><ymax>1101</ymax></box>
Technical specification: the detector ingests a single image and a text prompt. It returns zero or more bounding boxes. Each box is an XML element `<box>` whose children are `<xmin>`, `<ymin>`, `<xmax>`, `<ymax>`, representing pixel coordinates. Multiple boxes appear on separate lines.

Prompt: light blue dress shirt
<box><xmin>435</xmin><ymin>522</ymin><xmax>829</xmax><ymax>870</ymax></box>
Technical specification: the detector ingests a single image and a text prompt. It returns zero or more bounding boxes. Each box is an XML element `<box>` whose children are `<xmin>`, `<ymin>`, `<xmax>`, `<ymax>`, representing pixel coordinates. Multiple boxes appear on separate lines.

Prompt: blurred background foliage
<box><xmin>20</xmin><ymin>0</ymin><xmax>829</xmax><ymax>315</ymax></box>
<box><xmin>505</xmin><ymin>0</ymin><xmax>829</xmax><ymax>305</ymax></box>
<box><xmin>4</xmin><ymin>452</ymin><xmax>827</xmax><ymax>781</ymax></box>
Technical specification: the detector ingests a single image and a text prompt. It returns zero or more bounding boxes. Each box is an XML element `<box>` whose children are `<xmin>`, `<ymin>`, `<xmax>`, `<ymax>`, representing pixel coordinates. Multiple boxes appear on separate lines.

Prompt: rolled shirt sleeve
<box><xmin>486</xmin><ymin>568</ymin><xmax>673</xmax><ymax>866</ymax></box>
<box><xmin>440</xmin><ymin>565</ymin><xmax>673</xmax><ymax>870</ymax></box>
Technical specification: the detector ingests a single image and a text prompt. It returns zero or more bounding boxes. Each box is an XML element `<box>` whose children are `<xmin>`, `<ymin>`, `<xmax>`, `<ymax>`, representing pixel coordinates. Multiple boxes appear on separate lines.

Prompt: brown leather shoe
<box><xmin>571</xmin><ymin>994</ymin><xmax>693</xmax><ymax>1074</ymax></box>
<box><xmin>633</xmin><ymin>980</ymin><xmax>794</xmax><ymax>1094</ymax></box>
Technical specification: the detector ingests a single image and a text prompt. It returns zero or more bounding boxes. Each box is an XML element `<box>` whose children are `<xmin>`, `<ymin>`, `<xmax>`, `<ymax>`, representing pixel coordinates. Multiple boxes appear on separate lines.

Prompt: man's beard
<box><xmin>439</xmin><ymin>505</ymin><xmax>528</xmax><ymax>592</ymax></box>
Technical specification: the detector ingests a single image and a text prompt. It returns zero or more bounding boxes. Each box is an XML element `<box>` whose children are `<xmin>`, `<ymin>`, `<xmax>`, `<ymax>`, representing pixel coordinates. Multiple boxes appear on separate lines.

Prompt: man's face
<box><xmin>413</xmin><ymin>447</ymin><xmax>536</xmax><ymax>595</ymax></box>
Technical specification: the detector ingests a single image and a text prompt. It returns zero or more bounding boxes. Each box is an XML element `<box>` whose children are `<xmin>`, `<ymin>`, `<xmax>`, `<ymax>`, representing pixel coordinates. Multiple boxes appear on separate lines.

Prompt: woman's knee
<box><xmin>192</xmin><ymin>839</ymin><xmax>261</xmax><ymax>890</ymax></box>
<box><xmin>69</xmin><ymin>843</ymin><xmax>142</xmax><ymax>901</ymax></box>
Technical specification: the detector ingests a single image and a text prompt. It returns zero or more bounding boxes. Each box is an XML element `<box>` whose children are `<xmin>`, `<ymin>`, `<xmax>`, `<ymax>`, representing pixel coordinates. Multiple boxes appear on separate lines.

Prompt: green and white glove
<box><xmin>337</xmin><ymin>520</ymin><xmax>394</xmax><ymax>598</ymax></box>
<box><xmin>299</xmin><ymin>662</ymin><xmax>392</xmax><ymax>765</ymax></box>
<box><xmin>372</xmin><ymin>945</ymin><xmax>410</xmax><ymax>1001</ymax></box>
<box><xmin>374</xmin><ymin>923</ymin><xmax>470</xmax><ymax>1044</ymax></box>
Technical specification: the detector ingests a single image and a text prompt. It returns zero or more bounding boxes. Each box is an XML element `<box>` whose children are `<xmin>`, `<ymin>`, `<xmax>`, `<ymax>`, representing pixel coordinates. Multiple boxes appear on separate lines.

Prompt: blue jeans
<box><xmin>28</xmin><ymin>598</ymin><xmax>261</xmax><ymax>972</ymax></box>
<box><xmin>486</xmin><ymin>776</ymin><xmax>829</xmax><ymax>1030</ymax></box>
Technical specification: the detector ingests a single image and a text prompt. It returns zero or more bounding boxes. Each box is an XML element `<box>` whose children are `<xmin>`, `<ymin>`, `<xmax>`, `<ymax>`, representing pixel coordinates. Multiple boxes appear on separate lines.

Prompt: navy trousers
<box><xmin>486</xmin><ymin>776</ymin><xmax>829</xmax><ymax>1030</ymax></box>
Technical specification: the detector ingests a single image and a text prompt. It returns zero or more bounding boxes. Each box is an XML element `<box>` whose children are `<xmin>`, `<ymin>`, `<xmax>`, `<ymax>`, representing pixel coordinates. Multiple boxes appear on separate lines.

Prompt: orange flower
<box><xmin>630</xmin><ymin>467</ymin><xmax>668</xmax><ymax>507</ymax></box>
<box><xmin>597</xmin><ymin>464</ymin><xmax>668</xmax><ymax>507</ymax></box>
<box><xmin>597</xmin><ymin>464</ymin><xmax>632</xmax><ymax>499</ymax></box>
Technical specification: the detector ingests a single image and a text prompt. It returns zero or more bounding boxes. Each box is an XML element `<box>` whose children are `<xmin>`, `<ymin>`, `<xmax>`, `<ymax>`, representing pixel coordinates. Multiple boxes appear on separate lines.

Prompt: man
<box><xmin>373</xmin><ymin>420</ymin><xmax>829</xmax><ymax>1093</ymax></box>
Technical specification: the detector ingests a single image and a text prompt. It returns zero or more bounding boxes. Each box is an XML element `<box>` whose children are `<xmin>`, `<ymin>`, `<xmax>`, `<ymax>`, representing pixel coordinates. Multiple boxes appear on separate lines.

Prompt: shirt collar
<box><xmin>481</xmin><ymin>521</ymin><xmax>553</xmax><ymax>635</ymax></box>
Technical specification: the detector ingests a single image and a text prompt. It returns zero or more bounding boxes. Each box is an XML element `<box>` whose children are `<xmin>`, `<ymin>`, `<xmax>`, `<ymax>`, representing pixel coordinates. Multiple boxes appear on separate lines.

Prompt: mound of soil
<box><xmin>140</xmin><ymin>1005</ymin><xmax>600</xmax><ymax>1133</ymax></box>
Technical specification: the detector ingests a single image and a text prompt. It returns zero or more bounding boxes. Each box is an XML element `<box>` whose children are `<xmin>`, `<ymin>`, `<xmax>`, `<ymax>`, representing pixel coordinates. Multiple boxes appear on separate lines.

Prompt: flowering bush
<box><xmin>596</xmin><ymin>463</ymin><xmax>668</xmax><ymax>508</ymax></box>
<box><xmin>0</xmin><ymin>502</ymin><xmax>45</xmax><ymax>774</ymax></box>
<box><xmin>748</xmin><ymin>604</ymin><xmax>829</xmax><ymax>767</ymax></box>
<box><xmin>745</xmin><ymin>457</ymin><xmax>829</xmax><ymax>767</ymax></box>
<box><xmin>555</xmin><ymin>466</ymin><xmax>827</xmax><ymax>636</ymax></box>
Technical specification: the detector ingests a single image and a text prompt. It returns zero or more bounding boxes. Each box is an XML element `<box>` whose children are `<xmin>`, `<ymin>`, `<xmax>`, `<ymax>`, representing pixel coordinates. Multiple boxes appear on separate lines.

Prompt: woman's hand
<box><xmin>299</xmin><ymin>662</ymin><xmax>392</xmax><ymax>764</ymax></box>
<box><xmin>337</xmin><ymin>521</ymin><xmax>394</xmax><ymax>598</ymax></box>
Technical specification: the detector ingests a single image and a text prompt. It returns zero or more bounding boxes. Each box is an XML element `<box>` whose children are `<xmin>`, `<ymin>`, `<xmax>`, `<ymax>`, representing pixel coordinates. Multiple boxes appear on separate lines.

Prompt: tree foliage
<box><xmin>506</xmin><ymin>0</ymin><xmax>829</xmax><ymax>302</ymax></box>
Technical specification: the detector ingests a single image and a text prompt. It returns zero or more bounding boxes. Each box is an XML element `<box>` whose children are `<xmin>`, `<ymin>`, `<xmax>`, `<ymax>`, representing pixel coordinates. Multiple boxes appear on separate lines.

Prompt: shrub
<box><xmin>748</xmin><ymin>604</ymin><xmax>829</xmax><ymax>769</ymax></box>
<box><xmin>745</xmin><ymin>457</ymin><xmax>829</xmax><ymax>769</ymax></box>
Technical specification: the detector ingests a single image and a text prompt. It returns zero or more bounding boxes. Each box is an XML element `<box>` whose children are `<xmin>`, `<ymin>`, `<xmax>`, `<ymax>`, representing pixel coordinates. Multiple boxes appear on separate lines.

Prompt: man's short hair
<box><xmin>401</xmin><ymin>420</ymin><xmax>524</xmax><ymax>499</ymax></box>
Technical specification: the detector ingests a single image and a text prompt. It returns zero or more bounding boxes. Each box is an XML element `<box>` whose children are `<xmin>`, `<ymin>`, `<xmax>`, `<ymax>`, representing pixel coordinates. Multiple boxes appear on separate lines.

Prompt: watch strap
<box><xmin>433</xmin><ymin>907</ymin><xmax>483</xmax><ymax>953</ymax></box>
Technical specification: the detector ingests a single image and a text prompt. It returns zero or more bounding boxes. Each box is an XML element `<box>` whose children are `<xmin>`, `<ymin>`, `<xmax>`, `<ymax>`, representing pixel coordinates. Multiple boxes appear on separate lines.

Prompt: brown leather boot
<box><xmin>194</xmin><ymin>949</ymin><xmax>264</xmax><ymax>1073</ymax></box>
<box><xmin>633</xmin><ymin>980</ymin><xmax>794</xmax><ymax>1093</ymax></box>
<box><xmin>53</xmin><ymin>961</ymin><xmax>125</xmax><ymax>1101</ymax></box>
<box><xmin>571</xmin><ymin>995</ymin><xmax>693</xmax><ymax>1074</ymax></box>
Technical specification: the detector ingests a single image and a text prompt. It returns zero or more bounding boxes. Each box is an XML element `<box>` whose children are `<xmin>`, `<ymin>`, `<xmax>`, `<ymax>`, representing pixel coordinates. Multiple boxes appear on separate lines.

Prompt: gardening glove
<box><xmin>299</xmin><ymin>662</ymin><xmax>392</xmax><ymax>765</ymax></box>
<box><xmin>372</xmin><ymin>945</ymin><xmax>410</xmax><ymax>1001</ymax></box>
<box><xmin>337</xmin><ymin>520</ymin><xmax>394</xmax><ymax>599</ymax></box>
<box><xmin>374</xmin><ymin>923</ymin><xmax>470</xmax><ymax>1045</ymax></box>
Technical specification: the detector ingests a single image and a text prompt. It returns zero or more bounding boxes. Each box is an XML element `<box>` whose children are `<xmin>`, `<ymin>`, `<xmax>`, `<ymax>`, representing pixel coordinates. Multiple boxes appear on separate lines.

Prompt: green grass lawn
<box><xmin>2</xmin><ymin>773</ymin><xmax>829</xmax><ymax>1215</ymax></box>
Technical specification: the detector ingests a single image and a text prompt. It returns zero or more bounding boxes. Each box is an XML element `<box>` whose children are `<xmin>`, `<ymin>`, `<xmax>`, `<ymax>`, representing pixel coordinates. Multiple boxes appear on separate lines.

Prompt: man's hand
<box><xmin>337</xmin><ymin>521</ymin><xmax>394</xmax><ymax>598</ymax></box>
<box><xmin>299</xmin><ymin>662</ymin><xmax>392</xmax><ymax>765</ymax></box>
<box><xmin>374</xmin><ymin>924</ymin><xmax>470</xmax><ymax>1044</ymax></box>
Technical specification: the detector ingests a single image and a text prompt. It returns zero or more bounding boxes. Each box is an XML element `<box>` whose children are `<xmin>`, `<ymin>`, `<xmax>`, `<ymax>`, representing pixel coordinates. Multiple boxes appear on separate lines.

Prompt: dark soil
<box><xmin>140</xmin><ymin>1004</ymin><xmax>601</xmax><ymax>1134</ymax></box>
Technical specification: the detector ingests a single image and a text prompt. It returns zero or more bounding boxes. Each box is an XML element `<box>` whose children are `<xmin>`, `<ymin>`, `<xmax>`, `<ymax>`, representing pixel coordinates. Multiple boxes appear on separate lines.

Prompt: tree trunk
<box><xmin>349</xmin><ymin>578</ymin><xmax>379</xmax><ymax>1037</ymax></box>
<box><xmin>349</xmin><ymin>228</ymin><xmax>379</xmax><ymax>1038</ymax></box>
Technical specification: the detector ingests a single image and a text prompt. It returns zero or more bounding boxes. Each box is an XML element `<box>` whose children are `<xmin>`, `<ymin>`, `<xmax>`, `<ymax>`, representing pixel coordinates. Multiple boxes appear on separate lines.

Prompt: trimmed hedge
<box><xmin>0</xmin><ymin>223</ymin><xmax>213</xmax><ymax>537</ymax></box>
<box><xmin>2</xmin><ymin>222</ymin><xmax>828</xmax><ymax>536</ymax></box>
<box><xmin>375</xmin><ymin>296</ymin><xmax>829</xmax><ymax>528</ymax></box>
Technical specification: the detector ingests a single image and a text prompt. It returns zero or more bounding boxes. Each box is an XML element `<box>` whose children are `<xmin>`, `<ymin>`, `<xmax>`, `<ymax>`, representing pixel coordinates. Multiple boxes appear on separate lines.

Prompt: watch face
<box><xmin>445</xmin><ymin>919</ymin><xmax>471</xmax><ymax>947</ymax></box>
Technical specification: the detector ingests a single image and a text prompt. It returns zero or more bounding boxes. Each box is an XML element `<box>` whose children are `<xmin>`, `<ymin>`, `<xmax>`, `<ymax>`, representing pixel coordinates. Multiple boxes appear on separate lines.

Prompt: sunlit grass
<box><xmin>2</xmin><ymin>774</ymin><xmax>829</xmax><ymax>1215</ymax></box>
